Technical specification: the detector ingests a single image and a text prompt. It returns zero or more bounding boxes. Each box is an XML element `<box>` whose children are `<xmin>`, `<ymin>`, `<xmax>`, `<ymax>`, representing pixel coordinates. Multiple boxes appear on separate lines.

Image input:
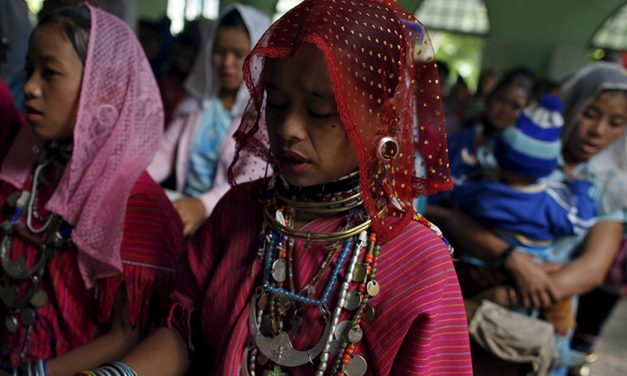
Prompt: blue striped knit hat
<box><xmin>494</xmin><ymin>95</ymin><xmax>564</xmax><ymax>178</ymax></box>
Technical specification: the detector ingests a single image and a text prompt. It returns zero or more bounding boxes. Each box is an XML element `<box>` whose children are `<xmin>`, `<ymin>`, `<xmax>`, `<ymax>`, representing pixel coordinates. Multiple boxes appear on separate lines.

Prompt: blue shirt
<box><xmin>451</xmin><ymin>177</ymin><xmax>597</xmax><ymax>263</ymax></box>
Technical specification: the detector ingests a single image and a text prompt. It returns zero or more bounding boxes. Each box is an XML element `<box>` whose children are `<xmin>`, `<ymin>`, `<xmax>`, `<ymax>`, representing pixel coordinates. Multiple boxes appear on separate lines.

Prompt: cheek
<box><xmin>211</xmin><ymin>55</ymin><xmax>222</xmax><ymax>69</ymax></box>
<box><xmin>603</xmin><ymin>127</ymin><xmax>627</xmax><ymax>147</ymax></box>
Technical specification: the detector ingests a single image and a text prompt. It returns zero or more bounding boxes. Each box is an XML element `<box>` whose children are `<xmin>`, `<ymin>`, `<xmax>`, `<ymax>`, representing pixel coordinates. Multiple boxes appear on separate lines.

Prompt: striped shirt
<box><xmin>169</xmin><ymin>180</ymin><xmax>472</xmax><ymax>375</ymax></box>
<box><xmin>0</xmin><ymin>172</ymin><xmax>184</xmax><ymax>365</ymax></box>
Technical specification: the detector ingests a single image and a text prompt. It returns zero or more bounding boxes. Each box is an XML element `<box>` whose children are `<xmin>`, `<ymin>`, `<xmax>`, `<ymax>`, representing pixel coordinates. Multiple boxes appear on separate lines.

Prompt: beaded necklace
<box><xmin>246</xmin><ymin>174</ymin><xmax>382</xmax><ymax>376</ymax></box>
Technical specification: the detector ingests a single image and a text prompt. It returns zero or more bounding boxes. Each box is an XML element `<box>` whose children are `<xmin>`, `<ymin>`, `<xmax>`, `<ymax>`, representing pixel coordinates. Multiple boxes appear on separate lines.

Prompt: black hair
<box><xmin>488</xmin><ymin>74</ymin><xmax>533</xmax><ymax>103</ymax></box>
<box><xmin>37</xmin><ymin>6</ymin><xmax>91</xmax><ymax>64</ymax></box>
<box><xmin>218</xmin><ymin>9</ymin><xmax>249</xmax><ymax>36</ymax></box>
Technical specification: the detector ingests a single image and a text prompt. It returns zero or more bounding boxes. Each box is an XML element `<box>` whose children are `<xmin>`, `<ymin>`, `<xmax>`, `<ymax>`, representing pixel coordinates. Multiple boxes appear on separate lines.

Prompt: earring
<box><xmin>377</xmin><ymin>137</ymin><xmax>399</xmax><ymax>161</ymax></box>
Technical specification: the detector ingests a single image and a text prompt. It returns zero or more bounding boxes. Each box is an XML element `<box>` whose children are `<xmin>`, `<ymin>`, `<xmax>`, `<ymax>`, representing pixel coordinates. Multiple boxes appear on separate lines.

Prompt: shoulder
<box><xmin>127</xmin><ymin>172</ymin><xmax>174</xmax><ymax>209</ymax></box>
<box><xmin>195</xmin><ymin>178</ymin><xmax>267</xmax><ymax>237</ymax></box>
<box><xmin>384</xmin><ymin>215</ymin><xmax>453</xmax><ymax>263</ymax></box>
<box><xmin>215</xmin><ymin>178</ymin><xmax>267</xmax><ymax>212</ymax></box>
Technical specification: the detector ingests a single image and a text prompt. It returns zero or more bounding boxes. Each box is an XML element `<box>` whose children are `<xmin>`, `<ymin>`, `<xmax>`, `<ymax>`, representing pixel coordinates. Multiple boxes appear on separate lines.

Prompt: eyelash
<box><xmin>309</xmin><ymin>111</ymin><xmax>335</xmax><ymax>119</ymax></box>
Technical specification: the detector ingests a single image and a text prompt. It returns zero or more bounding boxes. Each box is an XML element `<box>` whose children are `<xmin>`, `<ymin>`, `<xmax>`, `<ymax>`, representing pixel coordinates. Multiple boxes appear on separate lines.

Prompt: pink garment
<box><xmin>147</xmin><ymin>106</ymin><xmax>268</xmax><ymax>217</ymax></box>
<box><xmin>168</xmin><ymin>180</ymin><xmax>473</xmax><ymax>375</ymax></box>
<box><xmin>147</xmin><ymin>4</ymin><xmax>270</xmax><ymax>217</ymax></box>
<box><xmin>0</xmin><ymin>4</ymin><xmax>163</xmax><ymax>288</ymax></box>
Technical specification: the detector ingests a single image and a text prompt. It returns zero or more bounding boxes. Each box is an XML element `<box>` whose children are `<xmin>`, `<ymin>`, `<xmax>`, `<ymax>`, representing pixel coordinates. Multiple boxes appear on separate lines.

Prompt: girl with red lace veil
<box><xmin>0</xmin><ymin>5</ymin><xmax>183</xmax><ymax>375</ymax></box>
<box><xmin>115</xmin><ymin>1</ymin><xmax>472</xmax><ymax>375</ymax></box>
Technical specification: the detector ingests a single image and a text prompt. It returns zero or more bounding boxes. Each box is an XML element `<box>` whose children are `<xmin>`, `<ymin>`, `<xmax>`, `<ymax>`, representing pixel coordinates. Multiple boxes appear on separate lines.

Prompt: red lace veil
<box><xmin>230</xmin><ymin>0</ymin><xmax>451</xmax><ymax>243</ymax></box>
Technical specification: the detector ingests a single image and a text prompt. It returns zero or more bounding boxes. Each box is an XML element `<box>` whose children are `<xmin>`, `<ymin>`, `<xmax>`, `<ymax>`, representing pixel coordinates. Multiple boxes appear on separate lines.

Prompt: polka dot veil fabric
<box><xmin>230</xmin><ymin>0</ymin><xmax>452</xmax><ymax>242</ymax></box>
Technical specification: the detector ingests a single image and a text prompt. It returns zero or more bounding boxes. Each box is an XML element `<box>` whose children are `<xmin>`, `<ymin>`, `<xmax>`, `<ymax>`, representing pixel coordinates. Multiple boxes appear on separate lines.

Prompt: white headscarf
<box><xmin>561</xmin><ymin>62</ymin><xmax>627</xmax><ymax>211</ymax></box>
<box><xmin>180</xmin><ymin>3</ymin><xmax>271</xmax><ymax>118</ymax></box>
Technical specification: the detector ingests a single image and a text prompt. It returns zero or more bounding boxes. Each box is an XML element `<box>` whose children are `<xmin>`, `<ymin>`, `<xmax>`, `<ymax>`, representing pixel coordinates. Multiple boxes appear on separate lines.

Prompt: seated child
<box><xmin>451</xmin><ymin>95</ymin><xmax>597</xmax><ymax>367</ymax></box>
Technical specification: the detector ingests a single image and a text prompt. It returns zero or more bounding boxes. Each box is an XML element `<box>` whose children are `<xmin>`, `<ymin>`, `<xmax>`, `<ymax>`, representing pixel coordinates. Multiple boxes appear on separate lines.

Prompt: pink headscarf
<box><xmin>0</xmin><ymin>4</ymin><xmax>163</xmax><ymax>288</ymax></box>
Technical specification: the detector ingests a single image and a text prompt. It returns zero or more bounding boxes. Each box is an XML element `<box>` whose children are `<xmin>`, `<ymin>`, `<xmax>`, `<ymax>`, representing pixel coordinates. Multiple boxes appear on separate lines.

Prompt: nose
<box><xmin>588</xmin><ymin>118</ymin><xmax>609</xmax><ymax>137</ymax></box>
<box><xmin>273</xmin><ymin>108</ymin><xmax>308</xmax><ymax>143</ymax></box>
<box><xmin>24</xmin><ymin>72</ymin><xmax>41</xmax><ymax>100</ymax></box>
<box><xmin>224</xmin><ymin>52</ymin><xmax>239</xmax><ymax>69</ymax></box>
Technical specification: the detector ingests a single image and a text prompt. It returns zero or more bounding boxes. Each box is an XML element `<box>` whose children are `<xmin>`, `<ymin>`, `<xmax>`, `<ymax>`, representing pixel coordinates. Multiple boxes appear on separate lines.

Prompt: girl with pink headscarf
<box><xmin>0</xmin><ymin>4</ymin><xmax>183</xmax><ymax>375</ymax></box>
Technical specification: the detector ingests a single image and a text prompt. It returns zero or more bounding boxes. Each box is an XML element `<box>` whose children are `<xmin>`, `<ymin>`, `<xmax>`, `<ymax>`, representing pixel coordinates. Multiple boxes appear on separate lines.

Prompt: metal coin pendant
<box><xmin>5</xmin><ymin>315</ymin><xmax>18</xmax><ymax>332</ymax></box>
<box><xmin>343</xmin><ymin>290</ymin><xmax>362</xmax><ymax>311</ymax></box>
<box><xmin>366</xmin><ymin>280</ymin><xmax>380</xmax><ymax>296</ymax></box>
<box><xmin>345</xmin><ymin>354</ymin><xmax>368</xmax><ymax>376</ymax></box>
<box><xmin>335</xmin><ymin>320</ymin><xmax>351</xmax><ymax>340</ymax></box>
<box><xmin>30</xmin><ymin>289</ymin><xmax>48</xmax><ymax>307</ymax></box>
<box><xmin>20</xmin><ymin>308</ymin><xmax>36</xmax><ymax>326</ymax></box>
<box><xmin>0</xmin><ymin>286</ymin><xmax>20</xmax><ymax>308</ymax></box>
<box><xmin>347</xmin><ymin>326</ymin><xmax>363</xmax><ymax>344</ymax></box>
<box><xmin>363</xmin><ymin>304</ymin><xmax>376</xmax><ymax>322</ymax></box>
<box><xmin>2</xmin><ymin>257</ymin><xmax>29</xmax><ymax>279</ymax></box>
<box><xmin>271</xmin><ymin>259</ymin><xmax>287</xmax><ymax>283</ymax></box>
<box><xmin>352</xmin><ymin>263</ymin><xmax>367</xmax><ymax>282</ymax></box>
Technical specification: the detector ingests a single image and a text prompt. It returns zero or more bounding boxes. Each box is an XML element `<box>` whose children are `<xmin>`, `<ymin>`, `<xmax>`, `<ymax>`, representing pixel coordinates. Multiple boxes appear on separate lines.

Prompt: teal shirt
<box><xmin>184</xmin><ymin>98</ymin><xmax>234</xmax><ymax>197</ymax></box>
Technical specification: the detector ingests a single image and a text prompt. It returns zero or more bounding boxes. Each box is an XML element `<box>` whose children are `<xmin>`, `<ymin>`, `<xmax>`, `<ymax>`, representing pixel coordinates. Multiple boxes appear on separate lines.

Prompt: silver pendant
<box><xmin>4</xmin><ymin>315</ymin><xmax>18</xmax><ymax>332</ymax></box>
<box><xmin>271</xmin><ymin>259</ymin><xmax>287</xmax><ymax>283</ymax></box>
<box><xmin>20</xmin><ymin>307</ymin><xmax>36</xmax><ymax>326</ymax></box>
<box><xmin>347</xmin><ymin>326</ymin><xmax>363</xmax><ymax>344</ymax></box>
<box><xmin>366</xmin><ymin>280</ymin><xmax>380</xmax><ymax>296</ymax></box>
<box><xmin>0</xmin><ymin>286</ymin><xmax>20</xmax><ymax>308</ymax></box>
<box><xmin>2</xmin><ymin>256</ymin><xmax>29</xmax><ymax>279</ymax></box>
<box><xmin>343</xmin><ymin>291</ymin><xmax>361</xmax><ymax>311</ymax></box>
<box><xmin>345</xmin><ymin>354</ymin><xmax>368</xmax><ymax>376</ymax></box>
<box><xmin>363</xmin><ymin>304</ymin><xmax>375</xmax><ymax>322</ymax></box>
<box><xmin>335</xmin><ymin>320</ymin><xmax>351</xmax><ymax>340</ymax></box>
<box><xmin>30</xmin><ymin>289</ymin><xmax>48</xmax><ymax>307</ymax></box>
<box><xmin>249</xmin><ymin>294</ymin><xmax>331</xmax><ymax>367</ymax></box>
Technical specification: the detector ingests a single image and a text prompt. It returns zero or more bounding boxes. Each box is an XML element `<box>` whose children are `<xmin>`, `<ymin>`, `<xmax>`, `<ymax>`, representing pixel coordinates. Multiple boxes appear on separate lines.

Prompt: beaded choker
<box><xmin>275</xmin><ymin>171</ymin><xmax>361</xmax><ymax>204</ymax></box>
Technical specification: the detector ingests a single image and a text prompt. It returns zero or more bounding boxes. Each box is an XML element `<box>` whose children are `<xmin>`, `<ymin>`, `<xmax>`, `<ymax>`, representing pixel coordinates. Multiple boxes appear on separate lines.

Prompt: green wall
<box><xmin>137</xmin><ymin>0</ymin><xmax>168</xmax><ymax>20</ymax></box>
<box><xmin>136</xmin><ymin>0</ymin><xmax>626</xmax><ymax>77</ymax></box>
<box><xmin>482</xmin><ymin>0</ymin><xmax>625</xmax><ymax>78</ymax></box>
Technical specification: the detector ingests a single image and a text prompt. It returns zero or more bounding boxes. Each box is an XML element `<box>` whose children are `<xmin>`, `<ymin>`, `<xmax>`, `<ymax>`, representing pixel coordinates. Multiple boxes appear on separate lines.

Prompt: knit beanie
<box><xmin>494</xmin><ymin>95</ymin><xmax>564</xmax><ymax>178</ymax></box>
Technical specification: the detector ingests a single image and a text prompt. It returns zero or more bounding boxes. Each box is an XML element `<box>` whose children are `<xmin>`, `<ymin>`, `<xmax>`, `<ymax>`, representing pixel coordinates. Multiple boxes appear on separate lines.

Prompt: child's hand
<box><xmin>173</xmin><ymin>197</ymin><xmax>206</xmax><ymax>236</ymax></box>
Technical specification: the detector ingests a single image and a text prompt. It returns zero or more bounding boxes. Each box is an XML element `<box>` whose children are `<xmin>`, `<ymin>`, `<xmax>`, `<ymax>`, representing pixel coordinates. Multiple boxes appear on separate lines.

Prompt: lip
<box><xmin>24</xmin><ymin>105</ymin><xmax>43</xmax><ymax>123</ymax></box>
<box><xmin>275</xmin><ymin>150</ymin><xmax>313</xmax><ymax>175</ymax></box>
<box><xmin>580</xmin><ymin>142</ymin><xmax>599</xmax><ymax>155</ymax></box>
<box><xmin>220</xmin><ymin>72</ymin><xmax>237</xmax><ymax>80</ymax></box>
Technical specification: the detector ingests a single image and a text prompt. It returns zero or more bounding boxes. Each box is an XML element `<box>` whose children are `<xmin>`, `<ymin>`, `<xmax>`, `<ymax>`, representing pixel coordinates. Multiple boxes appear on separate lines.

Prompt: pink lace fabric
<box><xmin>230</xmin><ymin>0</ymin><xmax>452</xmax><ymax>243</ymax></box>
<box><xmin>0</xmin><ymin>4</ymin><xmax>163</xmax><ymax>288</ymax></box>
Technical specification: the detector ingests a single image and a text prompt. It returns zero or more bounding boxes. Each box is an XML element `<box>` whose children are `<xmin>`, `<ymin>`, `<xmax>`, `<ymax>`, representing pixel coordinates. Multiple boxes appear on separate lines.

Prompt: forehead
<box><xmin>214</xmin><ymin>27</ymin><xmax>251</xmax><ymax>48</ymax></box>
<box><xmin>28</xmin><ymin>23</ymin><xmax>76</xmax><ymax>61</ymax></box>
<box><xmin>592</xmin><ymin>90</ymin><xmax>627</xmax><ymax>109</ymax></box>
<box><xmin>265</xmin><ymin>44</ymin><xmax>333</xmax><ymax>95</ymax></box>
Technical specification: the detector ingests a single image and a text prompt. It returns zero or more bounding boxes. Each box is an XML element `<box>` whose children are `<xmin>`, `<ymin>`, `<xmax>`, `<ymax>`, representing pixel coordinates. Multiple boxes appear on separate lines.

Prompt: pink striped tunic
<box><xmin>169</xmin><ymin>180</ymin><xmax>472</xmax><ymax>375</ymax></box>
<box><xmin>0</xmin><ymin>172</ymin><xmax>184</xmax><ymax>364</ymax></box>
